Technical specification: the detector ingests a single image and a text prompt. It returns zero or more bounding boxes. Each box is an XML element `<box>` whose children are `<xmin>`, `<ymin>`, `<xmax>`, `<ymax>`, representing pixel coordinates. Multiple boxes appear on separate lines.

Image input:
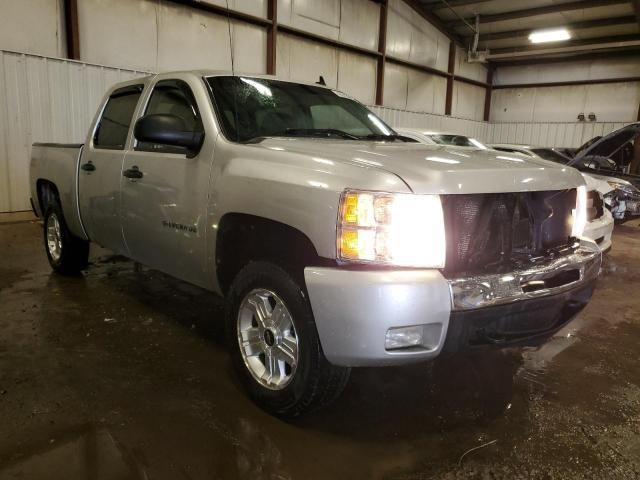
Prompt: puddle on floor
<box><xmin>0</xmin><ymin>428</ymin><xmax>141</xmax><ymax>480</ymax></box>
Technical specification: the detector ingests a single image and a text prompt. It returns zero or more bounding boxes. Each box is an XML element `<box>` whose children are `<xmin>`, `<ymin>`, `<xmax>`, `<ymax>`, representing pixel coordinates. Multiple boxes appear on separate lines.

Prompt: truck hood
<box><xmin>254</xmin><ymin>138</ymin><xmax>585</xmax><ymax>194</ymax></box>
<box><xmin>572</xmin><ymin>122</ymin><xmax>640</xmax><ymax>162</ymax></box>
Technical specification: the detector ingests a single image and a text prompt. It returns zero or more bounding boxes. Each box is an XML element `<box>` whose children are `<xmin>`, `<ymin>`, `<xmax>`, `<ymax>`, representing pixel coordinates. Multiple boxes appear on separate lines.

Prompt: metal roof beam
<box><xmin>430</xmin><ymin>0</ymin><xmax>494</xmax><ymax>9</ymax></box>
<box><xmin>487</xmin><ymin>35</ymin><xmax>640</xmax><ymax>60</ymax></box>
<box><xmin>448</xmin><ymin>0</ymin><xmax>630</xmax><ymax>28</ymax></box>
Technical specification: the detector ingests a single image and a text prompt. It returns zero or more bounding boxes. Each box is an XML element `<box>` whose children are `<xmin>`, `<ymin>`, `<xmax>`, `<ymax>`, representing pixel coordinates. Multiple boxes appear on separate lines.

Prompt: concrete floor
<box><xmin>1</xmin><ymin>220</ymin><xmax>640</xmax><ymax>480</ymax></box>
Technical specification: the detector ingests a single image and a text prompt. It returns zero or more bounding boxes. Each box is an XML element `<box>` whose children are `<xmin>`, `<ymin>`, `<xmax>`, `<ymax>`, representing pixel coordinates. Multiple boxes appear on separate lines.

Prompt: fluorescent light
<box><xmin>529</xmin><ymin>28</ymin><xmax>571</xmax><ymax>44</ymax></box>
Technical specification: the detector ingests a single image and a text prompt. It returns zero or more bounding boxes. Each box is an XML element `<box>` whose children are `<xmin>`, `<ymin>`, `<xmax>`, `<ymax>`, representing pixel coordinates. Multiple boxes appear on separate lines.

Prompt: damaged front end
<box><xmin>442</xmin><ymin>189</ymin><xmax>581</xmax><ymax>277</ymax></box>
<box><xmin>439</xmin><ymin>189</ymin><xmax>601</xmax><ymax>350</ymax></box>
<box><xmin>604</xmin><ymin>183</ymin><xmax>640</xmax><ymax>224</ymax></box>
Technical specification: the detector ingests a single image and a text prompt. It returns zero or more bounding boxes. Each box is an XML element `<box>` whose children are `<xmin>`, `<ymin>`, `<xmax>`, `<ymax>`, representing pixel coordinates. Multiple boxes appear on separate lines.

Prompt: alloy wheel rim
<box><xmin>46</xmin><ymin>213</ymin><xmax>62</xmax><ymax>262</ymax></box>
<box><xmin>237</xmin><ymin>288</ymin><xmax>299</xmax><ymax>390</ymax></box>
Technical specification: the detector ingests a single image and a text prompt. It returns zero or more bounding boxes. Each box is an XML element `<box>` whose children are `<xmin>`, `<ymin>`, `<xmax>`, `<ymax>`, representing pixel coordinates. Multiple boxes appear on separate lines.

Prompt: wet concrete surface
<box><xmin>1</xmin><ymin>221</ymin><xmax>640</xmax><ymax>479</ymax></box>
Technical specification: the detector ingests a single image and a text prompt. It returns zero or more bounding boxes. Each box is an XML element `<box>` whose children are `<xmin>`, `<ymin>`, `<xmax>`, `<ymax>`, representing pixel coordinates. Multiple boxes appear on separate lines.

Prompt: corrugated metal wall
<box><xmin>488</xmin><ymin>122</ymin><xmax>626</xmax><ymax>148</ymax></box>
<box><xmin>0</xmin><ymin>50</ymin><xmax>148</xmax><ymax>213</ymax></box>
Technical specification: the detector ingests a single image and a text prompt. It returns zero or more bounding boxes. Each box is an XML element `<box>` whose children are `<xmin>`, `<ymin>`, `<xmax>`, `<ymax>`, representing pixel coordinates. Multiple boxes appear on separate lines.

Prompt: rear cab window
<box><xmin>93</xmin><ymin>85</ymin><xmax>144</xmax><ymax>150</ymax></box>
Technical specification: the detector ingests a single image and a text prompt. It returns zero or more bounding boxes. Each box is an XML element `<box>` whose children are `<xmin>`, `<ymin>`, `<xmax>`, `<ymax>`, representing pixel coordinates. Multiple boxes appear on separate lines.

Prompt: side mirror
<box><xmin>134</xmin><ymin>114</ymin><xmax>204</xmax><ymax>155</ymax></box>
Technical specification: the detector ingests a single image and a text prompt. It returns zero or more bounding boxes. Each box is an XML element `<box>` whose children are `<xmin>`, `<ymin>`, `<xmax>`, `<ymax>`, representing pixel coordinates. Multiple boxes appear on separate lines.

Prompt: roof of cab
<box><xmin>108</xmin><ymin>70</ymin><xmax>335</xmax><ymax>93</ymax></box>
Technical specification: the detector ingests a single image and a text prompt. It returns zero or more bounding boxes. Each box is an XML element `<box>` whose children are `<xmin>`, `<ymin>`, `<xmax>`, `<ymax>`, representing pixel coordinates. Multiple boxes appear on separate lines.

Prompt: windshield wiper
<box><xmin>359</xmin><ymin>133</ymin><xmax>412</xmax><ymax>142</ymax></box>
<box><xmin>283</xmin><ymin>128</ymin><xmax>360</xmax><ymax>140</ymax></box>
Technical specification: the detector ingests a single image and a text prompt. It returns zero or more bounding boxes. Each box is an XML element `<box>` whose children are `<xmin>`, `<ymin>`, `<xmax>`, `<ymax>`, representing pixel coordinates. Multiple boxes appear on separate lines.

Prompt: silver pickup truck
<box><xmin>31</xmin><ymin>71</ymin><xmax>601</xmax><ymax>417</ymax></box>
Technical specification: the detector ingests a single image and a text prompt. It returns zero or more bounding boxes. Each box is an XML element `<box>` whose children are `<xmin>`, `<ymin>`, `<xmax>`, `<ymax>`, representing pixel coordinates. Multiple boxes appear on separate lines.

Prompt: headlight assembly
<box><xmin>571</xmin><ymin>185</ymin><xmax>587</xmax><ymax>238</ymax></box>
<box><xmin>337</xmin><ymin>190</ymin><xmax>446</xmax><ymax>268</ymax></box>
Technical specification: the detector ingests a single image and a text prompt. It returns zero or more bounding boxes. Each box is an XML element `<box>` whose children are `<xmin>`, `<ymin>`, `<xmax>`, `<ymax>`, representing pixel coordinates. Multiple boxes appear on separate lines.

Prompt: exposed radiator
<box><xmin>442</xmin><ymin>189</ymin><xmax>577</xmax><ymax>276</ymax></box>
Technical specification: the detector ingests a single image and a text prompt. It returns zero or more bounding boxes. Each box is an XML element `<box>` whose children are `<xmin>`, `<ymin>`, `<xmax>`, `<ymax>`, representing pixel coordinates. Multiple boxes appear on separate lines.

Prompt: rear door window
<box><xmin>93</xmin><ymin>85</ymin><xmax>143</xmax><ymax>149</ymax></box>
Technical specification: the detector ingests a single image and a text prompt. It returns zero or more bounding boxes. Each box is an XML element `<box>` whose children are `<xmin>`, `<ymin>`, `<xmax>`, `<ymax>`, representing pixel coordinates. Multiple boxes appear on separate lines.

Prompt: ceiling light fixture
<box><xmin>528</xmin><ymin>28</ymin><xmax>571</xmax><ymax>44</ymax></box>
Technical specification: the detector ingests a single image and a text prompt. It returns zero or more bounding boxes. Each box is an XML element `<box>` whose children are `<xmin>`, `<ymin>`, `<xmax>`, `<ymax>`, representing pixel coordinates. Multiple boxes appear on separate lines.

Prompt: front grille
<box><xmin>587</xmin><ymin>190</ymin><xmax>604</xmax><ymax>221</ymax></box>
<box><xmin>442</xmin><ymin>190</ymin><xmax>577</xmax><ymax>276</ymax></box>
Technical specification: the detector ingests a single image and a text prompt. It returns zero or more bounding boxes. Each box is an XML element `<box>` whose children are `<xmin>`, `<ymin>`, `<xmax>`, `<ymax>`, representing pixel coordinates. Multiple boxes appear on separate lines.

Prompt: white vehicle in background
<box><xmin>396</xmin><ymin>128</ymin><xmax>489</xmax><ymax>149</ymax></box>
<box><xmin>490</xmin><ymin>144</ymin><xmax>614</xmax><ymax>252</ymax></box>
<box><xmin>491</xmin><ymin>144</ymin><xmax>571</xmax><ymax>165</ymax></box>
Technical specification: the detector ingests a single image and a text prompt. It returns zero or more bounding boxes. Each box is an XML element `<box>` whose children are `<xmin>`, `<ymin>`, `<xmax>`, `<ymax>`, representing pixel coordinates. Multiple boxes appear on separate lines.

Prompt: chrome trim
<box><xmin>448</xmin><ymin>242</ymin><xmax>602</xmax><ymax>311</ymax></box>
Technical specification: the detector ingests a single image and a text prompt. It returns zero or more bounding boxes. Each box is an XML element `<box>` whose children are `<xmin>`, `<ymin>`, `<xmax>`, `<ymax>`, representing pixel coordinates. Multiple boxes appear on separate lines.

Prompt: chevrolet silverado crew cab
<box><xmin>31</xmin><ymin>71</ymin><xmax>601</xmax><ymax>417</ymax></box>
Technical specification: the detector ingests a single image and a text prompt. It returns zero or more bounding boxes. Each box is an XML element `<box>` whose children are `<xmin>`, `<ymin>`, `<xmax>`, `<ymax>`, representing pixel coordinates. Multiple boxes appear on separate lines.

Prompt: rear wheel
<box><xmin>43</xmin><ymin>204</ymin><xmax>89</xmax><ymax>275</ymax></box>
<box><xmin>225</xmin><ymin>261</ymin><xmax>350</xmax><ymax>417</ymax></box>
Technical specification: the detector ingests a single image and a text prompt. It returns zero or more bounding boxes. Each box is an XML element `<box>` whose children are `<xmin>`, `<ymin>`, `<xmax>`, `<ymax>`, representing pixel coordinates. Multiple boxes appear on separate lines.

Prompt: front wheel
<box><xmin>225</xmin><ymin>261</ymin><xmax>350</xmax><ymax>418</ymax></box>
<box><xmin>43</xmin><ymin>204</ymin><xmax>89</xmax><ymax>275</ymax></box>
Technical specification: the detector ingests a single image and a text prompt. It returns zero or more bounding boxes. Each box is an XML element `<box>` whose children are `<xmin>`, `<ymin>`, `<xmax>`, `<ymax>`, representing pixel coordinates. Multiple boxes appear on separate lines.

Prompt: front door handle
<box><xmin>123</xmin><ymin>166</ymin><xmax>143</xmax><ymax>179</ymax></box>
<box><xmin>81</xmin><ymin>161</ymin><xmax>96</xmax><ymax>172</ymax></box>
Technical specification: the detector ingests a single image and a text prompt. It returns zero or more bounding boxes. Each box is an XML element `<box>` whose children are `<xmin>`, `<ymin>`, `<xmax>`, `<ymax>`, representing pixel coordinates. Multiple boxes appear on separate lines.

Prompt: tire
<box><xmin>43</xmin><ymin>203</ymin><xmax>90</xmax><ymax>275</ymax></box>
<box><xmin>225</xmin><ymin>261</ymin><xmax>350</xmax><ymax>418</ymax></box>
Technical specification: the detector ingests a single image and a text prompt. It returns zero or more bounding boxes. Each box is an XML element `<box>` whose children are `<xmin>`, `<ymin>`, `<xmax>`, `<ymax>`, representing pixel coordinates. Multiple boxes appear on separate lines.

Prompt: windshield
<box><xmin>206</xmin><ymin>76</ymin><xmax>397</xmax><ymax>143</ymax></box>
<box><xmin>428</xmin><ymin>134</ymin><xmax>487</xmax><ymax>149</ymax></box>
<box><xmin>530</xmin><ymin>148</ymin><xmax>571</xmax><ymax>164</ymax></box>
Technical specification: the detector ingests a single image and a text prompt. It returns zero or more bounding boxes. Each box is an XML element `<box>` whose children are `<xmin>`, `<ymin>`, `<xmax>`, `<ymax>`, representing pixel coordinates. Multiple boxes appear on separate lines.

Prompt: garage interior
<box><xmin>1</xmin><ymin>0</ymin><xmax>640</xmax><ymax>478</ymax></box>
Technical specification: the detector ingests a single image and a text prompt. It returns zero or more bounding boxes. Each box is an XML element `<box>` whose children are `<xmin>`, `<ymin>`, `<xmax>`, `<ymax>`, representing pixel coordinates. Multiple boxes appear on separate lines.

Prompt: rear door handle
<box><xmin>123</xmin><ymin>166</ymin><xmax>143</xmax><ymax>179</ymax></box>
<box><xmin>81</xmin><ymin>161</ymin><xmax>96</xmax><ymax>172</ymax></box>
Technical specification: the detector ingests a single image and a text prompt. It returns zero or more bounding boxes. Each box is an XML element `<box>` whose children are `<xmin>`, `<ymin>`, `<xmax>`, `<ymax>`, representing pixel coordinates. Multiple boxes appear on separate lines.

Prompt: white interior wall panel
<box><xmin>386</xmin><ymin>0</ymin><xmax>448</xmax><ymax>71</ymax></box>
<box><xmin>491</xmin><ymin>82</ymin><xmax>640</xmax><ymax>123</ymax></box>
<box><xmin>584</xmin><ymin>83</ymin><xmax>640</xmax><ymax>124</ymax></box>
<box><xmin>382</xmin><ymin>62</ymin><xmax>408</xmax><ymax>110</ymax></box>
<box><xmin>277</xmin><ymin>0</ymin><xmax>379</xmax><ymax>51</ymax></box>
<box><xmin>277</xmin><ymin>34</ymin><xmax>339</xmax><ymax>88</ymax></box>
<box><xmin>0</xmin><ymin>0</ymin><xmax>66</xmax><ymax>58</ymax></box>
<box><xmin>407</xmin><ymin>69</ymin><xmax>446</xmax><ymax>114</ymax></box>
<box><xmin>452</xmin><ymin>81</ymin><xmax>485</xmax><ymax>121</ymax></box>
<box><xmin>337</xmin><ymin>51</ymin><xmax>377</xmax><ymax>105</ymax></box>
<box><xmin>276</xmin><ymin>34</ymin><xmax>376</xmax><ymax>104</ymax></box>
<box><xmin>77</xmin><ymin>0</ymin><xmax>266</xmax><ymax>74</ymax></box>
<box><xmin>383</xmin><ymin>63</ymin><xmax>447</xmax><ymax>113</ymax></box>
<box><xmin>278</xmin><ymin>0</ymin><xmax>341</xmax><ymax>39</ymax></box>
<box><xmin>339</xmin><ymin>0</ymin><xmax>380</xmax><ymax>51</ymax></box>
<box><xmin>157</xmin><ymin>2</ymin><xmax>266</xmax><ymax>74</ymax></box>
<box><xmin>494</xmin><ymin>57</ymin><xmax>640</xmax><ymax>86</ymax></box>
<box><xmin>77</xmin><ymin>0</ymin><xmax>158</xmax><ymax>71</ymax></box>
<box><xmin>492</xmin><ymin>57</ymin><xmax>640</xmax><ymax>124</ymax></box>
<box><xmin>0</xmin><ymin>50</ymin><xmax>147</xmax><ymax>213</ymax></box>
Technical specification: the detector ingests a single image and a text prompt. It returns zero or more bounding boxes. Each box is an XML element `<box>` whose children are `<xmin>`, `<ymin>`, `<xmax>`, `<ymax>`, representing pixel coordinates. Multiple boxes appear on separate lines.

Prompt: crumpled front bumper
<box><xmin>304</xmin><ymin>242</ymin><xmax>601</xmax><ymax>367</ymax></box>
